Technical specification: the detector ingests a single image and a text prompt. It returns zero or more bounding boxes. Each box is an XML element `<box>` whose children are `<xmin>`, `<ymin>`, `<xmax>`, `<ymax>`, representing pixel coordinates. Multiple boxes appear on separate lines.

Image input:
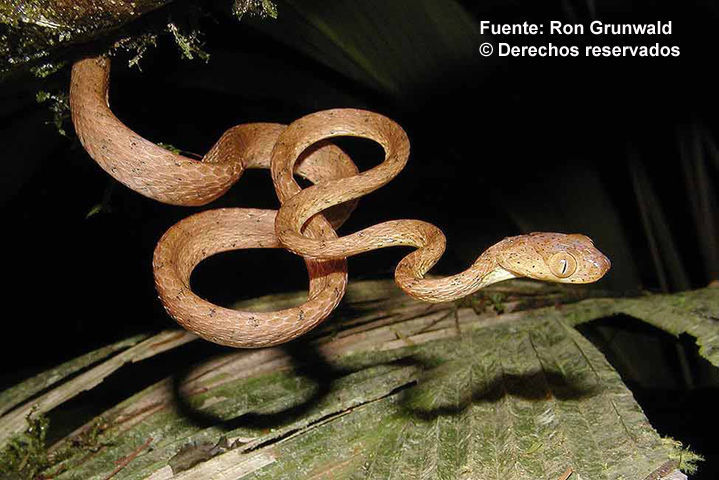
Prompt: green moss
<box><xmin>661</xmin><ymin>437</ymin><xmax>703</xmax><ymax>474</ymax></box>
<box><xmin>232</xmin><ymin>0</ymin><xmax>278</xmax><ymax>20</ymax></box>
<box><xmin>30</xmin><ymin>61</ymin><xmax>67</xmax><ymax>78</ymax></box>
<box><xmin>0</xmin><ymin>408</ymin><xmax>49</xmax><ymax>480</ymax></box>
<box><xmin>0</xmin><ymin>410</ymin><xmax>113</xmax><ymax>480</ymax></box>
<box><xmin>166</xmin><ymin>22</ymin><xmax>210</xmax><ymax>62</ymax></box>
<box><xmin>487</xmin><ymin>292</ymin><xmax>507</xmax><ymax>314</ymax></box>
<box><xmin>110</xmin><ymin>33</ymin><xmax>159</xmax><ymax>70</ymax></box>
<box><xmin>35</xmin><ymin>90</ymin><xmax>70</xmax><ymax>136</ymax></box>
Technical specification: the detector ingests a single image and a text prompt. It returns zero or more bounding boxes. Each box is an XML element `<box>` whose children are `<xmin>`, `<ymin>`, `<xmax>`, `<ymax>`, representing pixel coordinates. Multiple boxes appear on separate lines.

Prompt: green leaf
<box><xmin>248</xmin><ymin>0</ymin><xmax>483</xmax><ymax>96</ymax></box>
<box><xmin>2</xmin><ymin>280</ymin><xmax>708</xmax><ymax>479</ymax></box>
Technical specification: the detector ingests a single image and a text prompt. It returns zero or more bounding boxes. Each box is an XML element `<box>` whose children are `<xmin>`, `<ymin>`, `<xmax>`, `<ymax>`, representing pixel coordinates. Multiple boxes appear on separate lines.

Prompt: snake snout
<box><xmin>595</xmin><ymin>251</ymin><xmax>612</xmax><ymax>277</ymax></box>
<box><xmin>571</xmin><ymin>246</ymin><xmax>611</xmax><ymax>283</ymax></box>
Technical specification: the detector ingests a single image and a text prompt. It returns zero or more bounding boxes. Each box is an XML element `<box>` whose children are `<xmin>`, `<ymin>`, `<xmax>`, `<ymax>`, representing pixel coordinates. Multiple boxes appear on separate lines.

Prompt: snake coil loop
<box><xmin>70</xmin><ymin>56</ymin><xmax>610</xmax><ymax>348</ymax></box>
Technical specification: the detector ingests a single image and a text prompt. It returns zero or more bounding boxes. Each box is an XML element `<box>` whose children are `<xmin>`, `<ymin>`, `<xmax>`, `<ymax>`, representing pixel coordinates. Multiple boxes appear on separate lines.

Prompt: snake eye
<box><xmin>548</xmin><ymin>252</ymin><xmax>577</xmax><ymax>278</ymax></box>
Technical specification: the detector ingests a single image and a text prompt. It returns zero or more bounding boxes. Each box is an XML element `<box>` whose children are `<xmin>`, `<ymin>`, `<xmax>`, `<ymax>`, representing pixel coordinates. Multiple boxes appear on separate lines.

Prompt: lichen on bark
<box><xmin>0</xmin><ymin>0</ymin><xmax>172</xmax><ymax>76</ymax></box>
<box><xmin>0</xmin><ymin>0</ymin><xmax>277</xmax><ymax>77</ymax></box>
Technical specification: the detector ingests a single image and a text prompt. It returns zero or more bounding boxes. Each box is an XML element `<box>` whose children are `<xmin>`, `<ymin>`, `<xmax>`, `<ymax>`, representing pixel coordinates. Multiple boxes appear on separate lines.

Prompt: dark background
<box><xmin>1</xmin><ymin>0</ymin><xmax>717</xmax><ymax>477</ymax></box>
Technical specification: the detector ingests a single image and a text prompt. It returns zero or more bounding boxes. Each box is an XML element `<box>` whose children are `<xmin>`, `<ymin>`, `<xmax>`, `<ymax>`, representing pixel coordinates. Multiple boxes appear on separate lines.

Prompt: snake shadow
<box><xmin>171</xmin><ymin>338</ymin><xmax>599</xmax><ymax>432</ymax></box>
<box><xmin>398</xmin><ymin>362</ymin><xmax>602</xmax><ymax>421</ymax></box>
<box><xmin>170</xmin><ymin>340</ymin><xmax>426</xmax><ymax>432</ymax></box>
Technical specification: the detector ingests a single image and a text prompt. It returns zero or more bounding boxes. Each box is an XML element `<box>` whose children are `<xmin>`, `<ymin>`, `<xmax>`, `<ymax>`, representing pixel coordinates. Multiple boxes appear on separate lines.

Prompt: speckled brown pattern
<box><xmin>270</xmin><ymin>109</ymin><xmax>611</xmax><ymax>302</ymax></box>
<box><xmin>71</xmin><ymin>56</ymin><xmax>611</xmax><ymax>347</ymax></box>
<box><xmin>71</xmin><ymin>56</ymin><xmax>356</xmax><ymax>347</ymax></box>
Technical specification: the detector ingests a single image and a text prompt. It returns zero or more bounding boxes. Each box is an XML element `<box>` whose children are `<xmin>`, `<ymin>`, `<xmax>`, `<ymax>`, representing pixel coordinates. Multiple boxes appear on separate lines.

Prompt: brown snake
<box><xmin>70</xmin><ymin>55</ymin><xmax>611</xmax><ymax>348</ymax></box>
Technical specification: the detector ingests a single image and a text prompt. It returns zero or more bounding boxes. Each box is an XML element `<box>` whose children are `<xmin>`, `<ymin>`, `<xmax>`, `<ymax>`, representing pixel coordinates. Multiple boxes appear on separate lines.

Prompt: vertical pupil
<box><xmin>560</xmin><ymin>259</ymin><xmax>567</xmax><ymax>274</ymax></box>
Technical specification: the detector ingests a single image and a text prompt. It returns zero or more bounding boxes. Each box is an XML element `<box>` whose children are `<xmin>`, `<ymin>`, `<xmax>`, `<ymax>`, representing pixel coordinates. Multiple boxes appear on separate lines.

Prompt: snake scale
<box><xmin>70</xmin><ymin>55</ymin><xmax>611</xmax><ymax>348</ymax></box>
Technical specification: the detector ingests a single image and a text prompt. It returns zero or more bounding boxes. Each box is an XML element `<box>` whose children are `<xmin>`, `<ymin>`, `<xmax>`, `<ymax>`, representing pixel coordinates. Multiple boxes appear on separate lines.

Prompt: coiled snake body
<box><xmin>70</xmin><ymin>56</ymin><xmax>610</xmax><ymax>348</ymax></box>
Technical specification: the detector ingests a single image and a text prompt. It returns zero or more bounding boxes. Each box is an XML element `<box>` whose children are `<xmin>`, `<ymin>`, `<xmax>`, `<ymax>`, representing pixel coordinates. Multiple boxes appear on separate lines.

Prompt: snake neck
<box><xmin>473</xmin><ymin>238</ymin><xmax>517</xmax><ymax>288</ymax></box>
<box><xmin>394</xmin><ymin>241</ymin><xmax>517</xmax><ymax>303</ymax></box>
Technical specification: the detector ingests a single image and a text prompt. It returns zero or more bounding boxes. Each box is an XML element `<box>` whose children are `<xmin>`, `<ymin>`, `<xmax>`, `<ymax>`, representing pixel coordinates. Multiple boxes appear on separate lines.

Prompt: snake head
<box><xmin>496</xmin><ymin>232</ymin><xmax>611</xmax><ymax>284</ymax></box>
